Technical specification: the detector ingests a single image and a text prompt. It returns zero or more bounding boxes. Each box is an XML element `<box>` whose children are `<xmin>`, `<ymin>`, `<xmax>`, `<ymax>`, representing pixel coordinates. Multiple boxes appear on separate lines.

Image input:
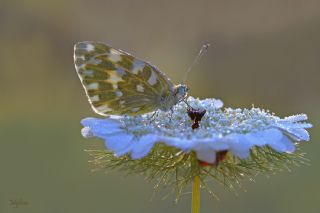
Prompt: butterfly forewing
<box><xmin>74</xmin><ymin>41</ymin><xmax>173</xmax><ymax>116</ymax></box>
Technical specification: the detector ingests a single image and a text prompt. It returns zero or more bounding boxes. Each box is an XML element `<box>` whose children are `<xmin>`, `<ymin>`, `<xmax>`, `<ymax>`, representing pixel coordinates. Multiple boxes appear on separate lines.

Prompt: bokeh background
<box><xmin>1</xmin><ymin>0</ymin><xmax>319</xmax><ymax>212</ymax></box>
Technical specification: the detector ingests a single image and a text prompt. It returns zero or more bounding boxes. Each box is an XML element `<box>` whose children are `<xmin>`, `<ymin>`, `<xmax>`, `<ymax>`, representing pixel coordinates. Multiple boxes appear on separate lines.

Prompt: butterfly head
<box><xmin>174</xmin><ymin>84</ymin><xmax>189</xmax><ymax>102</ymax></box>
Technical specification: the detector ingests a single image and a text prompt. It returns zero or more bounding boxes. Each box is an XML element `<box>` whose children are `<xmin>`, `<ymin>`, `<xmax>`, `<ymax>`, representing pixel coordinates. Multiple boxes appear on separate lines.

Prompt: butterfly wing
<box><xmin>74</xmin><ymin>41</ymin><xmax>174</xmax><ymax>116</ymax></box>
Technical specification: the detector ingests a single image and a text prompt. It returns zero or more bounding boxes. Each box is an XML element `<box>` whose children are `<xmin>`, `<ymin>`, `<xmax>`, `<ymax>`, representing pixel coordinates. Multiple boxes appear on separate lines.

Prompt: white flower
<box><xmin>80</xmin><ymin>97</ymin><xmax>312</xmax><ymax>164</ymax></box>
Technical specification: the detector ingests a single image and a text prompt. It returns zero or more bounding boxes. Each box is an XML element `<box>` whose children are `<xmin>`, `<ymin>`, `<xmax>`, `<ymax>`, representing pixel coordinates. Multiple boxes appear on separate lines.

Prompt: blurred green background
<box><xmin>1</xmin><ymin>0</ymin><xmax>319</xmax><ymax>212</ymax></box>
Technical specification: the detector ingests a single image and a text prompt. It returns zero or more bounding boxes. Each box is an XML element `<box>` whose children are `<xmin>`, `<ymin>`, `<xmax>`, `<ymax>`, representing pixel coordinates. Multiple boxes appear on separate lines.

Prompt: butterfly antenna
<box><xmin>182</xmin><ymin>43</ymin><xmax>211</xmax><ymax>84</ymax></box>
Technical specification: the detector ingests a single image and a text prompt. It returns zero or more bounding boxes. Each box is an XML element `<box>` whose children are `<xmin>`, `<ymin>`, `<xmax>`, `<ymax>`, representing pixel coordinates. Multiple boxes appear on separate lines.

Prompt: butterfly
<box><xmin>74</xmin><ymin>41</ymin><xmax>189</xmax><ymax>116</ymax></box>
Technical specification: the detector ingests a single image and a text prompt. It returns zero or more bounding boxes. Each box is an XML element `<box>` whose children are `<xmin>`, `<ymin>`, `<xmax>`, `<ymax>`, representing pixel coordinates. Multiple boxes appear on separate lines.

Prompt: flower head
<box><xmin>81</xmin><ymin>97</ymin><xmax>311</xmax><ymax>163</ymax></box>
<box><xmin>81</xmin><ymin>97</ymin><xmax>312</xmax><ymax>197</ymax></box>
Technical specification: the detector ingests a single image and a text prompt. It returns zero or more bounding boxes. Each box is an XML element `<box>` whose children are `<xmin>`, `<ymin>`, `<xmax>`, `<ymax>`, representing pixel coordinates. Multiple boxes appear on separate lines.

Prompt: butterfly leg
<box><xmin>168</xmin><ymin>108</ymin><xmax>175</xmax><ymax>122</ymax></box>
<box><xmin>183</xmin><ymin>98</ymin><xmax>191</xmax><ymax>108</ymax></box>
<box><xmin>148</xmin><ymin>110</ymin><xmax>159</xmax><ymax>123</ymax></box>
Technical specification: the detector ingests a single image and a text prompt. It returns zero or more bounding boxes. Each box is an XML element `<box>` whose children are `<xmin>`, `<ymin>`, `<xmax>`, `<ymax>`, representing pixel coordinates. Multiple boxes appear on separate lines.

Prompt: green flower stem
<box><xmin>191</xmin><ymin>175</ymin><xmax>201</xmax><ymax>213</ymax></box>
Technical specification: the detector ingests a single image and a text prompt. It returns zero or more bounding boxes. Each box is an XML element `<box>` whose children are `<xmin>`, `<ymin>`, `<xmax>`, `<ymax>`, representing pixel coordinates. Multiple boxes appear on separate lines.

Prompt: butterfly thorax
<box><xmin>158</xmin><ymin>84</ymin><xmax>188</xmax><ymax>112</ymax></box>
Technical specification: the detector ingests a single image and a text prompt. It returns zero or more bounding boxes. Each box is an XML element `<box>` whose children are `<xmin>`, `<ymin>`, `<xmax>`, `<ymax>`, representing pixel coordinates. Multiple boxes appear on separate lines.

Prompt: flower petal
<box><xmin>250</xmin><ymin>129</ymin><xmax>294</xmax><ymax>153</ymax></box>
<box><xmin>283</xmin><ymin>128</ymin><xmax>310</xmax><ymax>141</ymax></box>
<box><xmin>226</xmin><ymin>134</ymin><xmax>251</xmax><ymax>158</ymax></box>
<box><xmin>278</xmin><ymin>134</ymin><xmax>295</xmax><ymax>153</ymax></box>
<box><xmin>163</xmin><ymin>137</ymin><xmax>230</xmax><ymax>163</ymax></box>
<box><xmin>196</xmin><ymin>149</ymin><xmax>217</xmax><ymax>163</ymax></box>
<box><xmin>104</xmin><ymin>133</ymin><xmax>134</xmax><ymax>157</ymax></box>
<box><xmin>161</xmin><ymin>137</ymin><xmax>193</xmax><ymax>152</ymax></box>
<box><xmin>130</xmin><ymin>135</ymin><xmax>158</xmax><ymax>159</ymax></box>
<box><xmin>81</xmin><ymin>117</ymin><xmax>123</xmax><ymax>138</ymax></box>
<box><xmin>244</xmin><ymin>132</ymin><xmax>267</xmax><ymax>147</ymax></box>
<box><xmin>81</xmin><ymin>126</ymin><xmax>94</xmax><ymax>138</ymax></box>
<box><xmin>210</xmin><ymin>137</ymin><xmax>231</xmax><ymax>151</ymax></box>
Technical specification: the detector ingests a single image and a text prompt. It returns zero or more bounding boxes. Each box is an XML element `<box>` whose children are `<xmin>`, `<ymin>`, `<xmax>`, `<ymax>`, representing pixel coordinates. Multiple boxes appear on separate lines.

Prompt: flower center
<box><xmin>187</xmin><ymin>107</ymin><xmax>206</xmax><ymax>130</ymax></box>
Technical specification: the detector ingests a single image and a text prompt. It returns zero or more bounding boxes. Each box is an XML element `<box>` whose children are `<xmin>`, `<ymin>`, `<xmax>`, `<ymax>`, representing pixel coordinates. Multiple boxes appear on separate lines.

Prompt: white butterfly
<box><xmin>74</xmin><ymin>41</ymin><xmax>188</xmax><ymax>116</ymax></box>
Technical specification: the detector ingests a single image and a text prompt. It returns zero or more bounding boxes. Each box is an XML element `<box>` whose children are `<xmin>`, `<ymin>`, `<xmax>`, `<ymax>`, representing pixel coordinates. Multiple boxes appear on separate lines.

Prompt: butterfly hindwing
<box><xmin>74</xmin><ymin>41</ymin><xmax>173</xmax><ymax>115</ymax></box>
